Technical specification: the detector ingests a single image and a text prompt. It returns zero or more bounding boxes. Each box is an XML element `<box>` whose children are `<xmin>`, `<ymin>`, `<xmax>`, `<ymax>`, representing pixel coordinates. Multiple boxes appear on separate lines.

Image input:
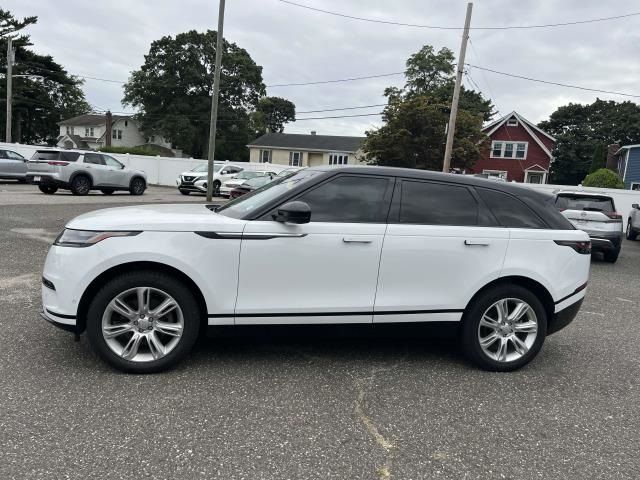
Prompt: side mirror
<box><xmin>633</xmin><ymin>204</ymin><xmax>639</xmax><ymax>209</ymax></box>
<box><xmin>274</xmin><ymin>201</ymin><xmax>311</xmax><ymax>224</ymax></box>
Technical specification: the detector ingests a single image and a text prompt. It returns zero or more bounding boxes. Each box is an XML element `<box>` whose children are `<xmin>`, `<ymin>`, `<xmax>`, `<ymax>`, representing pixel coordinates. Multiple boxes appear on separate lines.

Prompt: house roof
<box><xmin>59</xmin><ymin>114</ymin><xmax>131</xmax><ymax>126</ymax></box>
<box><xmin>614</xmin><ymin>144</ymin><xmax>640</xmax><ymax>155</ymax></box>
<box><xmin>59</xmin><ymin>134</ymin><xmax>90</xmax><ymax>149</ymax></box>
<box><xmin>248</xmin><ymin>133</ymin><xmax>365</xmax><ymax>153</ymax></box>
<box><xmin>482</xmin><ymin>111</ymin><xmax>555</xmax><ymax>159</ymax></box>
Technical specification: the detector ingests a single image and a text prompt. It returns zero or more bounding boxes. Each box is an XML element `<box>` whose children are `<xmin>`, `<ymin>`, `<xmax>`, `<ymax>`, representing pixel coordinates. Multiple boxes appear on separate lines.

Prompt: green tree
<box><xmin>540</xmin><ymin>99</ymin><xmax>640</xmax><ymax>185</ymax></box>
<box><xmin>123</xmin><ymin>30</ymin><xmax>276</xmax><ymax>160</ymax></box>
<box><xmin>0</xmin><ymin>8</ymin><xmax>36</xmax><ymax>36</ymax></box>
<box><xmin>589</xmin><ymin>143</ymin><xmax>606</xmax><ymax>173</ymax></box>
<box><xmin>0</xmin><ymin>10</ymin><xmax>90</xmax><ymax>144</ymax></box>
<box><xmin>582</xmin><ymin>168</ymin><xmax>625</xmax><ymax>189</ymax></box>
<box><xmin>363</xmin><ymin>44</ymin><xmax>493</xmax><ymax>170</ymax></box>
<box><xmin>252</xmin><ymin>96</ymin><xmax>296</xmax><ymax>135</ymax></box>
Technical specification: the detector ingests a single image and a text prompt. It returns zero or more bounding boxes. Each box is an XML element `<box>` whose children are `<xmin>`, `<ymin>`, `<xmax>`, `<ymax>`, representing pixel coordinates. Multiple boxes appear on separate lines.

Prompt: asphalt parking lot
<box><xmin>1</xmin><ymin>181</ymin><xmax>639</xmax><ymax>479</ymax></box>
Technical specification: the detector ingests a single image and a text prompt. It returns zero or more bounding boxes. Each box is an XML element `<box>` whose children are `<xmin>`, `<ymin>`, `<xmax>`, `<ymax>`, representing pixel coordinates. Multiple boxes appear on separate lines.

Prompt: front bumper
<box><xmin>40</xmin><ymin>309</ymin><xmax>78</xmax><ymax>334</ymax></box>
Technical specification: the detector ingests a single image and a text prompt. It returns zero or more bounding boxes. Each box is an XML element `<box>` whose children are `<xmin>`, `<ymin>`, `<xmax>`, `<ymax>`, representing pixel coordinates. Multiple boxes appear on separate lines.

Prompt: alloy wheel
<box><xmin>101</xmin><ymin>287</ymin><xmax>184</xmax><ymax>362</ymax></box>
<box><xmin>477</xmin><ymin>298</ymin><xmax>538</xmax><ymax>363</ymax></box>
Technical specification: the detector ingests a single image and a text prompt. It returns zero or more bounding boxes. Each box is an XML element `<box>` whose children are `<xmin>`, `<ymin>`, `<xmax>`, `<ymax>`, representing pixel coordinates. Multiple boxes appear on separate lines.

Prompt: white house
<box><xmin>56</xmin><ymin>114</ymin><xmax>177</xmax><ymax>156</ymax></box>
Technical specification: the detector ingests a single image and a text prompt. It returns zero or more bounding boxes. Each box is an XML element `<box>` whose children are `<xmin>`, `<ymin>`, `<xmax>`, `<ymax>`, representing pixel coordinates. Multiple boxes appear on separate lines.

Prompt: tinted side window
<box><xmin>295</xmin><ymin>175</ymin><xmax>390</xmax><ymax>223</ymax></box>
<box><xmin>84</xmin><ymin>153</ymin><xmax>105</xmax><ymax>165</ymax></box>
<box><xmin>400</xmin><ymin>181</ymin><xmax>478</xmax><ymax>226</ymax></box>
<box><xmin>477</xmin><ymin>188</ymin><xmax>546</xmax><ymax>228</ymax></box>
<box><xmin>61</xmin><ymin>152</ymin><xmax>80</xmax><ymax>162</ymax></box>
<box><xmin>102</xmin><ymin>155</ymin><xmax>123</xmax><ymax>168</ymax></box>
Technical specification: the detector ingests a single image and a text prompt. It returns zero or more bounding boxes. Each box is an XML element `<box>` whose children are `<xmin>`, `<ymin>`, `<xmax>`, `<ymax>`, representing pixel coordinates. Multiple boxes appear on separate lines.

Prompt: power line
<box><xmin>465</xmin><ymin>63</ymin><xmax>640</xmax><ymax>98</ymax></box>
<box><xmin>279</xmin><ymin>0</ymin><xmax>640</xmax><ymax>30</ymax></box>
<box><xmin>294</xmin><ymin>112</ymin><xmax>382</xmax><ymax>121</ymax></box>
<box><xmin>266</xmin><ymin>72</ymin><xmax>403</xmax><ymax>87</ymax></box>
<box><xmin>297</xmin><ymin>103</ymin><xmax>386</xmax><ymax>113</ymax></box>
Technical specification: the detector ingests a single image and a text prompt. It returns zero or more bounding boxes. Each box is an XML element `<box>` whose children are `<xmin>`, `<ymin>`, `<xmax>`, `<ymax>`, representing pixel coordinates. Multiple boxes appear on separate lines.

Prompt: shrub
<box><xmin>582</xmin><ymin>168</ymin><xmax>625</xmax><ymax>189</ymax></box>
<box><xmin>99</xmin><ymin>145</ymin><xmax>161</xmax><ymax>156</ymax></box>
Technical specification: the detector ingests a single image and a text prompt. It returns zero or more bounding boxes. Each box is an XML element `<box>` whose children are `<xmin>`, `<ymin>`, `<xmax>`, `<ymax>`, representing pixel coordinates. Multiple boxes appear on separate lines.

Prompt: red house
<box><xmin>471</xmin><ymin>111</ymin><xmax>555</xmax><ymax>184</ymax></box>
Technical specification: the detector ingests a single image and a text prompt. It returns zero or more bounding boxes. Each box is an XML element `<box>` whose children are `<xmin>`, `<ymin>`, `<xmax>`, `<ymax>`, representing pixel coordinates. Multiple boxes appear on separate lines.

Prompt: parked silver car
<box><xmin>0</xmin><ymin>148</ymin><xmax>28</xmax><ymax>182</ymax></box>
<box><xmin>555</xmin><ymin>191</ymin><xmax>623</xmax><ymax>263</ymax></box>
<box><xmin>26</xmin><ymin>150</ymin><xmax>147</xmax><ymax>196</ymax></box>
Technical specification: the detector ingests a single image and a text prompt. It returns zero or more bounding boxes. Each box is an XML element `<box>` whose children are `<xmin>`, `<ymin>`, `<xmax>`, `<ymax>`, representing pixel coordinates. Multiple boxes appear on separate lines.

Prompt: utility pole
<box><xmin>442</xmin><ymin>2</ymin><xmax>473</xmax><ymax>173</ymax></box>
<box><xmin>206</xmin><ymin>0</ymin><xmax>226</xmax><ymax>202</ymax></box>
<box><xmin>6</xmin><ymin>36</ymin><xmax>15</xmax><ymax>143</ymax></box>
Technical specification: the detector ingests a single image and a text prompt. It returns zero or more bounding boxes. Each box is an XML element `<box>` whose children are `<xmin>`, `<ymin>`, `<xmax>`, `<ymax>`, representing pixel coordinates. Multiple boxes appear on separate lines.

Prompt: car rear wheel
<box><xmin>462</xmin><ymin>285</ymin><xmax>547</xmax><ymax>371</ymax></box>
<box><xmin>86</xmin><ymin>271</ymin><xmax>201</xmax><ymax>373</ymax></box>
<box><xmin>101</xmin><ymin>188</ymin><xmax>115</xmax><ymax>195</ymax></box>
<box><xmin>38</xmin><ymin>185</ymin><xmax>58</xmax><ymax>195</ymax></box>
<box><xmin>70</xmin><ymin>175</ymin><xmax>91</xmax><ymax>195</ymax></box>
<box><xmin>626</xmin><ymin>221</ymin><xmax>637</xmax><ymax>241</ymax></box>
<box><xmin>129</xmin><ymin>177</ymin><xmax>146</xmax><ymax>196</ymax></box>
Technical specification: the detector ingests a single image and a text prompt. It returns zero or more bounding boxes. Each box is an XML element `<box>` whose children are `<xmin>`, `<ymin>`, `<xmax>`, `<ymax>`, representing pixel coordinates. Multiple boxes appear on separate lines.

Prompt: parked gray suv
<box><xmin>26</xmin><ymin>150</ymin><xmax>147</xmax><ymax>196</ymax></box>
<box><xmin>0</xmin><ymin>148</ymin><xmax>27</xmax><ymax>182</ymax></box>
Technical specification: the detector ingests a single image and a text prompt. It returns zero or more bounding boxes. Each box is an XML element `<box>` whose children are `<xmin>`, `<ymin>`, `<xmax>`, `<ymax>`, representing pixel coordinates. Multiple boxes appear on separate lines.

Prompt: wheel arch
<box><xmin>76</xmin><ymin>261</ymin><xmax>208</xmax><ymax>334</ymax></box>
<box><xmin>463</xmin><ymin>275</ymin><xmax>555</xmax><ymax>323</ymax></box>
<box><xmin>129</xmin><ymin>175</ymin><xmax>147</xmax><ymax>188</ymax></box>
<box><xmin>69</xmin><ymin>170</ymin><xmax>94</xmax><ymax>187</ymax></box>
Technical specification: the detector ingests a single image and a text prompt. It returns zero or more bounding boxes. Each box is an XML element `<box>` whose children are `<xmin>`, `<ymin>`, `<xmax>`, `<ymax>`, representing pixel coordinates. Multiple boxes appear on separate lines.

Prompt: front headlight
<box><xmin>54</xmin><ymin>229</ymin><xmax>141</xmax><ymax>247</ymax></box>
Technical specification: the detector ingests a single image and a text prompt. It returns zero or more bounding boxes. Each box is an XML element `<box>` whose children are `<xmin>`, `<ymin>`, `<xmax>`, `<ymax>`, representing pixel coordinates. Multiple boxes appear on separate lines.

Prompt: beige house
<box><xmin>248</xmin><ymin>132</ymin><xmax>365</xmax><ymax>167</ymax></box>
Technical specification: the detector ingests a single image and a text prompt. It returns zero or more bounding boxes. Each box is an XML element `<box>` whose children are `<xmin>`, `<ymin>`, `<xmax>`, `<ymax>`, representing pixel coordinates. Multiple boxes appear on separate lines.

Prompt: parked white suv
<box><xmin>41</xmin><ymin>167</ymin><xmax>590</xmax><ymax>373</ymax></box>
<box><xmin>27</xmin><ymin>150</ymin><xmax>147</xmax><ymax>195</ymax></box>
<box><xmin>627</xmin><ymin>203</ymin><xmax>640</xmax><ymax>241</ymax></box>
<box><xmin>555</xmin><ymin>191</ymin><xmax>623</xmax><ymax>263</ymax></box>
<box><xmin>176</xmin><ymin>162</ymin><xmax>243</xmax><ymax>196</ymax></box>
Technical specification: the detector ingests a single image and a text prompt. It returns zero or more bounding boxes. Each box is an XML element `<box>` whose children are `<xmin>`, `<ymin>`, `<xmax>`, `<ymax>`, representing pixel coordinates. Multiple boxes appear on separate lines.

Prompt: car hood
<box><xmin>180</xmin><ymin>171</ymin><xmax>208</xmax><ymax>178</ymax></box>
<box><xmin>67</xmin><ymin>203</ymin><xmax>244</xmax><ymax>232</ymax></box>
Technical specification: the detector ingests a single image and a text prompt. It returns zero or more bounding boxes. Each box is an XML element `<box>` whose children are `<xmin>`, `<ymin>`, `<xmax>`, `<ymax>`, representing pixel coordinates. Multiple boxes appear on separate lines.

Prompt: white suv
<box><xmin>627</xmin><ymin>203</ymin><xmax>640</xmax><ymax>241</ymax></box>
<box><xmin>41</xmin><ymin>167</ymin><xmax>590</xmax><ymax>373</ymax></box>
<box><xmin>176</xmin><ymin>162</ymin><xmax>243</xmax><ymax>196</ymax></box>
<box><xmin>555</xmin><ymin>191</ymin><xmax>623</xmax><ymax>263</ymax></box>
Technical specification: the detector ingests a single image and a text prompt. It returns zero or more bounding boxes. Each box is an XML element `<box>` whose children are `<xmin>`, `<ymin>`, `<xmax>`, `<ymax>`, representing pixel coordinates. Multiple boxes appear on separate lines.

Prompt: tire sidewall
<box><xmin>213</xmin><ymin>180</ymin><xmax>221</xmax><ymax>196</ymax></box>
<box><xmin>130</xmin><ymin>177</ymin><xmax>146</xmax><ymax>195</ymax></box>
<box><xmin>462</xmin><ymin>285</ymin><xmax>548</xmax><ymax>372</ymax></box>
<box><xmin>86</xmin><ymin>271</ymin><xmax>200</xmax><ymax>373</ymax></box>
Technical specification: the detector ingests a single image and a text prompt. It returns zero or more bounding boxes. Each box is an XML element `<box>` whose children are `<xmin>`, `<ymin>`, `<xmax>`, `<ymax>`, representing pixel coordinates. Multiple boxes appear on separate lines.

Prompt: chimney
<box><xmin>105</xmin><ymin>111</ymin><xmax>113</xmax><ymax>147</ymax></box>
<box><xmin>310</xmin><ymin>130</ymin><xmax>317</xmax><ymax>136</ymax></box>
<box><xmin>606</xmin><ymin>142</ymin><xmax>620</xmax><ymax>170</ymax></box>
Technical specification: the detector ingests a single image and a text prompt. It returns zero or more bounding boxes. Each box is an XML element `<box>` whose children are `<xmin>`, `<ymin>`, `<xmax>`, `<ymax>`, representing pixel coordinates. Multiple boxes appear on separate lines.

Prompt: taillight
<box><xmin>605</xmin><ymin>212</ymin><xmax>622</xmax><ymax>220</ymax></box>
<box><xmin>554</xmin><ymin>240</ymin><xmax>592</xmax><ymax>254</ymax></box>
<box><xmin>47</xmin><ymin>161</ymin><xmax>68</xmax><ymax>166</ymax></box>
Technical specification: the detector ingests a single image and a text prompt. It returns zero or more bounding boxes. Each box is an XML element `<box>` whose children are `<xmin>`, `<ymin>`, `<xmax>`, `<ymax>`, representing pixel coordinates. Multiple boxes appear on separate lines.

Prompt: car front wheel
<box><xmin>86</xmin><ymin>271</ymin><xmax>201</xmax><ymax>373</ymax></box>
<box><xmin>129</xmin><ymin>177</ymin><xmax>146</xmax><ymax>196</ymax></box>
<box><xmin>462</xmin><ymin>285</ymin><xmax>547</xmax><ymax>371</ymax></box>
<box><xmin>626</xmin><ymin>221</ymin><xmax>637</xmax><ymax>241</ymax></box>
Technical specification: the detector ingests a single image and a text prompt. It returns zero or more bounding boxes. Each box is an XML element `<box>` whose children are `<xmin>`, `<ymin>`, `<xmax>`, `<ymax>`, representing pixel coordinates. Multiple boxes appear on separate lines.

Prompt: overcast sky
<box><xmin>6</xmin><ymin>0</ymin><xmax>640</xmax><ymax>137</ymax></box>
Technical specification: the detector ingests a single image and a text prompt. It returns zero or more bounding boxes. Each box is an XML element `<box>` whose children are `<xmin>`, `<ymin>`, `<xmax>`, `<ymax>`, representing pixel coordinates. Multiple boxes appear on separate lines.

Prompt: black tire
<box><xmin>179</xmin><ymin>189</ymin><xmax>190</xmax><ymax>196</ymax></box>
<box><xmin>101</xmin><ymin>188</ymin><xmax>115</xmax><ymax>195</ymax></box>
<box><xmin>86</xmin><ymin>270</ymin><xmax>201</xmax><ymax>373</ymax></box>
<box><xmin>603</xmin><ymin>248</ymin><xmax>620</xmax><ymax>263</ymax></box>
<box><xmin>38</xmin><ymin>184</ymin><xmax>58</xmax><ymax>195</ymax></box>
<box><xmin>129</xmin><ymin>177</ymin><xmax>146</xmax><ymax>196</ymax></box>
<box><xmin>70</xmin><ymin>175</ymin><xmax>91</xmax><ymax>195</ymax></box>
<box><xmin>212</xmin><ymin>180</ymin><xmax>221</xmax><ymax>197</ymax></box>
<box><xmin>461</xmin><ymin>284</ymin><xmax>547</xmax><ymax>372</ymax></box>
<box><xmin>626</xmin><ymin>221</ymin><xmax>638</xmax><ymax>241</ymax></box>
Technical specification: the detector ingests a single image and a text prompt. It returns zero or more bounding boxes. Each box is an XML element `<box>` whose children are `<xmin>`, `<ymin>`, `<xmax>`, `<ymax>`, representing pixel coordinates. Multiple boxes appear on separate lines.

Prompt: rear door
<box><xmin>374</xmin><ymin>180</ymin><xmax>509</xmax><ymax>323</ymax></box>
<box><xmin>4</xmin><ymin>150</ymin><xmax>27</xmax><ymax>177</ymax></box>
<box><xmin>235</xmin><ymin>174</ymin><xmax>393</xmax><ymax>324</ymax></box>
<box><xmin>82</xmin><ymin>153</ymin><xmax>110</xmax><ymax>185</ymax></box>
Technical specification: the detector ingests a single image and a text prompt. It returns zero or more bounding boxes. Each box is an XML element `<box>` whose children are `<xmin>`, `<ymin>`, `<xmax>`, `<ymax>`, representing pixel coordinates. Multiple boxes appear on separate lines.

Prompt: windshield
<box><xmin>555</xmin><ymin>195</ymin><xmax>614</xmax><ymax>212</ymax></box>
<box><xmin>217</xmin><ymin>170</ymin><xmax>320</xmax><ymax>219</ymax></box>
<box><xmin>190</xmin><ymin>163</ymin><xmax>222</xmax><ymax>173</ymax></box>
<box><xmin>235</xmin><ymin>171</ymin><xmax>264</xmax><ymax>180</ymax></box>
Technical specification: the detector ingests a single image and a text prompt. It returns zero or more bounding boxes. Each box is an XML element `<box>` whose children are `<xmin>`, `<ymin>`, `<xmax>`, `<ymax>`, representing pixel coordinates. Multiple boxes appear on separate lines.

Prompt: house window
<box><xmin>483</xmin><ymin>170</ymin><xmax>508</xmax><ymax>180</ymax></box>
<box><xmin>631</xmin><ymin>183</ymin><xmax>640</xmax><ymax>191</ymax></box>
<box><xmin>70</xmin><ymin>127</ymin><xmax>75</xmax><ymax>135</ymax></box>
<box><xmin>66</xmin><ymin>126</ymin><xmax>70</xmax><ymax>135</ymax></box>
<box><xmin>329</xmin><ymin>153</ymin><xmax>348</xmax><ymax>165</ymax></box>
<box><xmin>85</xmin><ymin>128</ymin><xmax>89</xmax><ymax>137</ymax></box>
<box><xmin>112</xmin><ymin>129</ymin><xmax>122</xmax><ymax>140</ymax></box>
<box><xmin>491</xmin><ymin>141</ymin><xmax>528</xmax><ymax>159</ymax></box>
<box><xmin>124</xmin><ymin>120</ymin><xmax>128</xmax><ymax>127</ymax></box>
<box><xmin>507</xmin><ymin>117</ymin><xmax>518</xmax><ymax>127</ymax></box>
<box><xmin>289</xmin><ymin>151</ymin><xmax>302</xmax><ymax>166</ymax></box>
<box><xmin>260</xmin><ymin>149</ymin><xmax>272</xmax><ymax>163</ymax></box>
<box><xmin>85</xmin><ymin>127</ymin><xmax>94</xmax><ymax>137</ymax></box>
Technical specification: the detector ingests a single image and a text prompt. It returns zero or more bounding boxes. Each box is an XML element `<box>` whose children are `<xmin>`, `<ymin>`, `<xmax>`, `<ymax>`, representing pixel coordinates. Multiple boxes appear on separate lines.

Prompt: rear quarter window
<box><xmin>30</xmin><ymin>151</ymin><xmax>80</xmax><ymax>162</ymax></box>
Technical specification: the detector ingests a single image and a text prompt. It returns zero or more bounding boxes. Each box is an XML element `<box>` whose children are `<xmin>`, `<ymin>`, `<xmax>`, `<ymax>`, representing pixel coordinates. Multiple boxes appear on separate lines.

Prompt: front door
<box><xmin>101</xmin><ymin>154</ymin><xmax>129</xmax><ymax>187</ymax></box>
<box><xmin>234</xmin><ymin>174</ymin><xmax>393</xmax><ymax>324</ymax></box>
<box><xmin>527</xmin><ymin>172</ymin><xmax>544</xmax><ymax>184</ymax></box>
<box><xmin>374</xmin><ymin>179</ymin><xmax>509</xmax><ymax>323</ymax></box>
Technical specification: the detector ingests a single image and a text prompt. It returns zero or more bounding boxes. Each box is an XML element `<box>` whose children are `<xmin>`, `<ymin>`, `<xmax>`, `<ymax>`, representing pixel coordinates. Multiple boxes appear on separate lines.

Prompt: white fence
<box><xmin>0</xmin><ymin>142</ymin><xmax>288</xmax><ymax>188</ymax></box>
<box><xmin>3</xmin><ymin>141</ymin><xmax>640</xmax><ymax>227</ymax></box>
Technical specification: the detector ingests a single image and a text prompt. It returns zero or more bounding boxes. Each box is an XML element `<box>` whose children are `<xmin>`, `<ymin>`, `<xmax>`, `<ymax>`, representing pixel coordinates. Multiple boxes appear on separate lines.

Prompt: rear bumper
<box><xmin>582</xmin><ymin>230</ymin><xmax>622</xmax><ymax>252</ymax></box>
<box><xmin>26</xmin><ymin>174</ymin><xmax>68</xmax><ymax>187</ymax></box>
<box><xmin>548</xmin><ymin>298</ymin><xmax>583</xmax><ymax>335</ymax></box>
